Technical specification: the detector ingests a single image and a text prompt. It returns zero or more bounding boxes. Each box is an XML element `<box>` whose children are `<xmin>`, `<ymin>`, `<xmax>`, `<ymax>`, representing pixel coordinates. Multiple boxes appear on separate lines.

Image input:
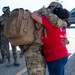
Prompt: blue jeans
<box><xmin>46</xmin><ymin>56</ymin><xmax>68</xmax><ymax>75</ymax></box>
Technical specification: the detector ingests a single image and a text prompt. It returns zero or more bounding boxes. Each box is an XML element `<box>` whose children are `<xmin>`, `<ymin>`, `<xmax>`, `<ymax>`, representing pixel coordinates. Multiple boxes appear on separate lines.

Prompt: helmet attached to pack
<box><xmin>47</xmin><ymin>2</ymin><xmax>62</xmax><ymax>9</ymax></box>
<box><xmin>2</xmin><ymin>6</ymin><xmax>10</xmax><ymax>13</ymax></box>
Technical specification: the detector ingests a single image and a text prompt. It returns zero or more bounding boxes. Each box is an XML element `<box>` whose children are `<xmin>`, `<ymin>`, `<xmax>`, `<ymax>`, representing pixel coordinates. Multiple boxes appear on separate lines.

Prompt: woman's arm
<box><xmin>31</xmin><ymin>11</ymin><xmax>42</xmax><ymax>24</ymax></box>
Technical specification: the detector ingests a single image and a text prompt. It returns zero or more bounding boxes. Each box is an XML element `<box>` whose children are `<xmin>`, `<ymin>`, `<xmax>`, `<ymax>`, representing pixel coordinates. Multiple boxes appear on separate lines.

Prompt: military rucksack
<box><xmin>5</xmin><ymin>8</ymin><xmax>35</xmax><ymax>45</ymax></box>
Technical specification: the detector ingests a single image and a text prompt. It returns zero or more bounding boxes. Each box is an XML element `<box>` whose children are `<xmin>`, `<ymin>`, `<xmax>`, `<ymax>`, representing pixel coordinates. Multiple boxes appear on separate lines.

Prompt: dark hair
<box><xmin>53</xmin><ymin>7</ymin><xmax>70</xmax><ymax>19</ymax></box>
<box><xmin>63</xmin><ymin>9</ymin><xmax>70</xmax><ymax>19</ymax></box>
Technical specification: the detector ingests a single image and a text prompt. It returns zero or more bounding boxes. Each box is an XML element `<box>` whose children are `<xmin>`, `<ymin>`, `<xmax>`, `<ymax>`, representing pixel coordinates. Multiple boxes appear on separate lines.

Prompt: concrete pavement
<box><xmin>65</xmin><ymin>26</ymin><xmax>75</xmax><ymax>75</ymax></box>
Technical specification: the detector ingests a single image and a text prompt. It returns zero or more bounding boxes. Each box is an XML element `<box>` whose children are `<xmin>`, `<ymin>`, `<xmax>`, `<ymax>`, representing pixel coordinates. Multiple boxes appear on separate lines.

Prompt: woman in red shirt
<box><xmin>31</xmin><ymin>7</ymin><xmax>70</xmax><ymax>75</ymax></box>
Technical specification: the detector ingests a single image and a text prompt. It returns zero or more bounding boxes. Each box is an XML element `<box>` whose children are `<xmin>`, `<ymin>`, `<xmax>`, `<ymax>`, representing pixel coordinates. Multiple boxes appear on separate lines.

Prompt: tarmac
<box><xmin>0</xmin><ymin>25</ymin><xmax>75</xmax><ymax>75</ymax></box>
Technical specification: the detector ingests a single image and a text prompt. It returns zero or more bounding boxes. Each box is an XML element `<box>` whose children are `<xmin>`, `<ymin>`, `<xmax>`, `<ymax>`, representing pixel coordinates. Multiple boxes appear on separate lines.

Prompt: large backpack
<box><xmin>5</xmin><ymin>8</ymin><xmax>34</xmax><ymax>38</ymax></box>
<box><xmin>5</xmin><ymin>8</ymin><xmax>35</xmax><ymax>45</ymax></box>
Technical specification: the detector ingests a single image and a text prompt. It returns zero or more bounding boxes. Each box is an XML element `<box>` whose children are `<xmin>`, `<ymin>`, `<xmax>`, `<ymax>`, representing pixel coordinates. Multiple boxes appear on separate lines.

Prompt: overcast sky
<box><xmin>0</xmin><ymin>0</ymin><xmax>75</xmax><ymax>15</ymax></box>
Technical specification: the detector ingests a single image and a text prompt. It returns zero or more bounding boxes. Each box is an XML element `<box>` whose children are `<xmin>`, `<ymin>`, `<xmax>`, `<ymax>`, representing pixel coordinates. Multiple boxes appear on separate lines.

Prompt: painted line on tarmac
<box><xmin>68</xmin><ymin>35</ymin><xmax>75</xmax><ymax>59</ymax></box>
<box><xmin>68</xmin><ymin>52</ymin><xmax>74</xmax><ymax>59</ymax></box>
<box><xmin>15</xmin><ymin>68</ymin><xmax>27</xmax><ymax>75</ymax></box>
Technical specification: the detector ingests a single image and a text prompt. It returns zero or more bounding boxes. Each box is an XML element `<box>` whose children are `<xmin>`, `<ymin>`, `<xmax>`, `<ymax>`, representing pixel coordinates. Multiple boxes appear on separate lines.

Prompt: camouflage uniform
<box><xmin>38</xmin><ymin>7</ymin><xmax>64</xmax><ymax>27</ymax></box>
<box><xmin>11</xmin><ymin>45</ymin><xmax>19</xmax><ymax>65</ymax></box>
<box><xmin>19</xmin><ymin>6</ymin><xmax>65</xmax><ymax>75</ymax></box>
<box><xmin>0</xmin><ymin>15</ymin><xmax>9</xmax><ymax>63</ymax></box>
<box><xmin>16</xmin><ymin>2</ymin><xmax>64</xmax><ymax>74</ymax></box>
<box><xmin>0</xmin><ymin>14</ymin><xmax>19</xmax><ymax>66</ymax></box>
<box><xmin>19</xmin><ymin>45</ymin><xmax>46</xmax><ymax>75</ymax></box>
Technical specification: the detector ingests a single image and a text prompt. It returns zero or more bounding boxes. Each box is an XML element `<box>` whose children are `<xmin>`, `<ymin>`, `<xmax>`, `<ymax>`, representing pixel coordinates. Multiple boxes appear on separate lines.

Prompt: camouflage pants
<box><xmin>24</xmin><ymin>46</ymin><xmax>46</xmax><ymax>75</ymax></box>
<box><xmin>0</xmin><ymin>35</ymin><xmax>10</xmax><ymax>59</ymax></box>
<box><xmin>11</xmin><ymin>44</ymin><xmax>17</xmax><ymax>60</ymax></box>
<box><xmin>0</xmin><ymin>35</ymin><xmax>17</xmax><ymax>61</ymax></box>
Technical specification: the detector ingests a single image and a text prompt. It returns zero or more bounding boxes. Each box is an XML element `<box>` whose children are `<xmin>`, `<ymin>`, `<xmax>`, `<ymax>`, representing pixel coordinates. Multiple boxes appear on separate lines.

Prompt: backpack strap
<box><xmin>44</xmin><ymin>28</ymin><xmax>47</xmax><ymax>38</ymax></box>
<box><xmin>19</xmin><ymin>42</ymin><xmax>33</xmax><ymax>54</ymax></box>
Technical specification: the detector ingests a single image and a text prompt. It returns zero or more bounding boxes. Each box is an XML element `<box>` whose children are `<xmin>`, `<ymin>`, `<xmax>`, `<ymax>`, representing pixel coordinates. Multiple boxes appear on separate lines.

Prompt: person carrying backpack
<box><xmin>31</xmin><ymin>2</ymin><xmax>70</xmax><ymax>75</ymax></box>
<box><xmin>19</xmin><ymin>1</ymin><xmax>69</xmax><ymax>75</ymax></box>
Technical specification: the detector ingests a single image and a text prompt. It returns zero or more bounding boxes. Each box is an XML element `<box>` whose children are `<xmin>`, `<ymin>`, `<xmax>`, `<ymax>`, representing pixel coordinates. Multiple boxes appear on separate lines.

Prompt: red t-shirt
<box><xmin>41</xmin><ymin>16</ymin><xmax>68</xmax><ymax>62</ymax></box>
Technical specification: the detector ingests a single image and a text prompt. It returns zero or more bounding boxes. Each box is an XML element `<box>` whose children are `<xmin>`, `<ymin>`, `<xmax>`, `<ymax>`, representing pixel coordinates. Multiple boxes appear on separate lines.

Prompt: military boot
<box><xmin>6</xmin><ymin>58</ymin><xmax>11</xmax><ymax>67</ymax></box>
<box><xmin>0</xmin><ymin>57</ymin><xmax>6</xmax><ymax>64</ymax></box>
<box><xmin>6</xmin><ymin>62</ymin><xmax>11</xmax><ymax>67</ymax></box>
<box><xmin>14</xmin><ymin>58</ymin><xmax>20</xmax><ymax>66</ymax></box>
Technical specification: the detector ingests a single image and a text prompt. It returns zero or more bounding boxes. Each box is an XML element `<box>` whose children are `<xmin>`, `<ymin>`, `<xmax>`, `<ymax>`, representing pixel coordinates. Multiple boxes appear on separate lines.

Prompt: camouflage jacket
<box><xmin>38</xmin><ymin>8</ymin><xmax>64</xmax><ymax>27</ymax></box>
<box><xmin>34</xmin><ymin>8</ymin><xmax>64</xmax><ymax>46</ymax></box>
<box><xmin>0</xmin><ymin>14</ymin><xmax>6</xmax><ymax>35</ymax></box>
